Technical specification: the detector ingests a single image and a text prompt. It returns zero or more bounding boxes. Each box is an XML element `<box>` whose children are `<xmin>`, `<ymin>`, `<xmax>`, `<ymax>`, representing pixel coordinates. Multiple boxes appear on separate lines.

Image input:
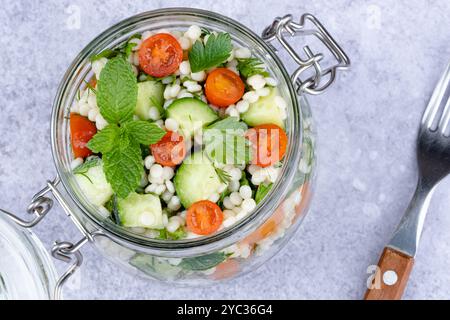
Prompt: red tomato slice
<box><xmin>70</xmin><ymin>113</ymin><xmax>97</xmax><ymax>158</ymax></box>
<box><xmin>150</xmin><ymin>131</ymin><xmax>186</xmax><ymax>167</ymax></box>
<box><xmin>246</xmin><ymin>124</ymin><xmax>288</xmax><ymax>168</ymax></box>
<box><xmin>186</xmin><ymin>200</ymin><xmax>224</xmax><ymax>235</ymax></box>
<box><xmin>205</xmin><ymin>68</ymin><xmax>245</xmax><ymax>107</ymax></box>
<box><xmin>138</xmin><ymin>33</ymin><xmax>183</xmax><ymax>78</ymax></box>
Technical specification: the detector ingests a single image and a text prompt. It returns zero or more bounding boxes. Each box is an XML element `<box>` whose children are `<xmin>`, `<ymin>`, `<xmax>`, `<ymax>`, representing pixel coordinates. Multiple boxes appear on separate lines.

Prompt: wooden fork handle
<box><xmin>364</xmin><ymin>247</ymin><xmax>414</xmax><ymax>300</ymax></box>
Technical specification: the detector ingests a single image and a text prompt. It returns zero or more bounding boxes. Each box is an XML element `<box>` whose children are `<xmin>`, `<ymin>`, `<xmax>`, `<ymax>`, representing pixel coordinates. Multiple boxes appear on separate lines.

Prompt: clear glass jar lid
<box><xmin>0</xmin><ymin>214</ymin><xmax>57</xmax><ymax>300</ymax></box>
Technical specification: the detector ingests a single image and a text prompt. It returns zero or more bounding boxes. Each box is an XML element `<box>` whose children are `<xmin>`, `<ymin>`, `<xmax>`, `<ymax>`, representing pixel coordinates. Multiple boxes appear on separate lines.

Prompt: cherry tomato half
<box><xmin>150</xmin><ymin>131</ymin><xmax>186</xmax><ymax>167</ymax></box>
<box><xmin>205</xmin><ymin>68</ymin><xmax>245</xmax><ymax>108</ymax></box>
<box><xmin>186</xmin><ymin>200</ymin><xmax>224</xmax><ymax>235</ymax></box>
<box><xmin>246</xmin><ymin>124</ymin><xmax>288</xmax><ymax>168</ymax></box>
<box><xmin>70</xmin><ymin>113</ymin><xmax>97</xmax><ymax>158</ymax></box>
<box><xmin>138</xmin><ymin>33</ymin><xmax>183</xmax><ymax>78</ymax></box>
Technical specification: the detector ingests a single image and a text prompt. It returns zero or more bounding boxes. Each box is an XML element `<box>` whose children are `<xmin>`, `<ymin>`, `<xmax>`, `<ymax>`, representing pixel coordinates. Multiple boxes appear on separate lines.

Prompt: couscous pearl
<box><xmin>280</xmin><ymin>109</ymin><xmax>287</xmax><ymax>120</ymax></box>
<box><xmin>183</xmin><ymin>80</ymin><xmax>197</xmax><ymax>87</ymax></box>
<box><xmin>166</xmin><ymin>218</ymin><xmax>181</xmax><ymax>233</ymax></box>
<box><xmin>223</xmin><ymin>217</ymin><xmax>237</xmax><ymax>228</ymax></box>
<box><xmin>79</xmin><ymin>103</ymin><xmax>90</xmax><ymax>116</ymax></box>
<box><xmin>149</xmin><ymin>175</ymin><xmax>165</xmax><ymax>184</ymax></box>
<box><xmin>165</xmin><ymin>180</ymin><xmax>175</xmax><ymax>193</ymax></box>
<box><xmin>88</xmin><ymin>108</ymin><xmax>99</xmax><ymax>122</ymax></box>
<box><xmin>163</xmin><ymin>99</ymin><xmax>173</xmax><ymax>110</ymax></box>
<box><xmin>139</xmin><ymin>212</ymin><xmax>155</xmax><ymax>226</ymax></box>
<box><xmin>274</xmin><ymin>96</ymin><xmax>287</xmax><ymax>109</ymax></box>
<box><xmin>178</xmin><ymin>36</ymin><xmax>191</xmax><ymax>50</ymax></box>
<box><xmin>154</xmin><ymin>184</ymin><xmax>166</xmax><ymax>195</ymax></box>
<box><xmin>179</xmin><ymin>61</ymin><xmax>191</xmax><ymax>75</ymax></box>
<box><xmin>186</xmin><ymin>84</ymin><xmax>202</xmax><ymax>93</ymax></box>
<box><xmin>162</xmin><ymin>190</ymin><xmax>173</xmax><ymax>203</ymax></box>
<box><xmin>235</xmin><ymin>210</ymin><xmax>248</xmax><ymax>221</ymax></box>
<box><xmin>242</xmin><ymin>91</ymin><xmax>259</xmax><ymax>103</ymax></box>
<box><xmin>236</xmin><ymin>100</ymin><xmax>249</xmax><ymax>113</ymax></box>
<box><xmin>229</xmin><ymin>192</ymin><xmax>243</xmax><ymax>206</ymax></box>
<box><xmin>191</xmin><ymin>71</ymin><xmax>206</xmax><ymax>82</ymax></box>
<box><xmin>228</xmin><ymin>107</ymin><xmax>239</xmax><ymax>118</ymax></box>
<box><xmin>242</xmin><ymin>198</ymin><xmax>257</xmax><ymax>212</ymax></box>
<box><xmin>170</xmin><ymin>84</ymin><xmax>181</xmax><ymax>97</ymax></box>
<box><xmin>70</xmin><ymin>157</ymin><xmax>84</xmax><ymax>170</ymax></box>
<box><xmin>165</xmin><ymin>118</ymin><xmax>179</xmax><ymax>132</ymax></box>
<box><xmin>95</xmin><ymin>114</ymin><xmax>108</xmax><ymax>130</ymax></box>
<box><xmin>87</xmin><ymin>94</ymin><xmax>97</xmax><ymax>108</ymax></box>
<box><xmin>168</xmin><ymin>196</ymin><xmax>181</xmax><ymax>211</ymax></box>
<box><xmin>234</xmin><ymin>47</ymin><xmax>251</xmax><ymax>59</ymax></box>
<box><xmin>145</xmin><ymin>183</ymin><xmax>158</xmax><ymax>194</ymax></box>
<box><xmin>185</xmin><ymin>25</ymin><xmax>202</xmax><ymax>41</ymax></box>
<box><xmin>228</xmin><ymin>180</ymin><xmax>240</xmax><ymax>192</ymax></box>
<box><xmin>150</xmin><ymin>164</ymin><xmax>163</xmax><ymax>178</ymax></box>
<box><xmin>256</xmin><ymin>87</ymin><xmax>270</xmax><ymax>97</ymax></box>
<box><xmin>144</xmin><ymin>155</ymin><xmax>155</xmax><ymax>169</ymax></box>
<box><xmin>148</xmin><ymin>107</ymin><xmax>160</xmax><ymax>120</ymax></box>
<box><xmin>223</xmin><ymin>209</ymin><xmax>235</xmax><ymax>219</ymax></box>
<box><xmin>265</xmin><ymin>77</ymin><xmax>278</xmax><ymax>86</ymax></box>
<box><xmin>247</xmin><ymin>74</ymin><xmax>266</xmax><ymax>90</ymax></box>
<box><xmin>251</xmin><ymin>175</ymin><xmax>263</xmax><ymax>185</ymax></box>
<box><xmin>239</xmin><ymin>185</ymin><xmax>252</xmax><ymax>199</ymax></box>
<box><xmin>208</xmin><ymin>192</ymin><xmax>220</xmax><ymax>203</ymax></box>
<box><xmin>223</xmin><ymin>197</ymin><xmax>234</xmax><ymax>209</ymax></box>
<box><xmin>162</xmin><ymin>166</ymin><xmax>174</xmax><ymax>180</ymax></box>
<box><xmin>92</xmin><ymin>58</ymin><xmax>107</xmax><ymax>79</ymax></box>
<box><xmin>230</xmin><ymin>168</ymin><xmax>242</xmax><ymax>181</ymax></box>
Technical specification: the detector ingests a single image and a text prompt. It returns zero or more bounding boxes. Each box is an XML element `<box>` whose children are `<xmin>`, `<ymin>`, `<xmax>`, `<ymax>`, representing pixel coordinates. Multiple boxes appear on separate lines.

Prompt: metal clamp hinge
<box><xmin>262</xmin><ymin>13</ymin><xmax>350</xmax><ymax>95</ymax></box>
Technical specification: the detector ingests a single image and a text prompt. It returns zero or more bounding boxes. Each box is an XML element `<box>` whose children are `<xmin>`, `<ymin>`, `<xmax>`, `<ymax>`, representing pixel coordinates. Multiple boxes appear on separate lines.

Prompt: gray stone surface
<box><xmin>1</xmin><ymin>0</ymin><xmax>450</xmax><ymax>299</ymax></box>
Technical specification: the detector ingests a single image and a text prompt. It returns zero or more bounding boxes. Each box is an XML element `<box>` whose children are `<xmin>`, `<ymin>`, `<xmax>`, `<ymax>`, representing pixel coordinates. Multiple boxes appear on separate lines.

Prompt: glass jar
<box><xmin>1</xmin><ymin>8</ymin><xmax>349</xmax><ymax>298</ymax></box>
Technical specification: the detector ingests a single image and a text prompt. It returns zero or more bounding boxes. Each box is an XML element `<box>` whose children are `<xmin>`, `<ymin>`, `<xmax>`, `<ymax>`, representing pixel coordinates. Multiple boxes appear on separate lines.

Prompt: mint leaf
<box><xmin>204</xmin><ymin>117</ymin><xmax>252</xmax><ymax>165</ymax></box>
<box><xmin>123</xmin><ymin>120</ymin><xmax>166</xmax><ymax>145</ymax></box>
<box><xmin>97</xmin><ymin>57</ymin><xmax>138</xmax><ymax>124</ymax></box>
<box><xmin>87</xmin><ymin>124</ymin><xmax>120</xmax><ymax>153</ymax></box>
<box><xmin>255</xmin><ymin>183</ymin><xmax>273</xmax><ymax>204</ymax></box>
<box><xmin>179</xmin><ymin>252</ymin><xmax>228</xmax><ymax>271</ymax></box>
<box><xmin>102</xmin><ymin>134</ymin><xmax>144</xmax><ymax>198</ymax></box>
<box><xmin>188</xmin><ymin>33</ymin><xmax>232</xmax><ymax>72</ymax></box>
<box><xmin>237</xmin><ymin>58</ymin><xmax>270</xmax><ymax>78</ymax></box>
<box><xmin>73</xmin><ymin>157</ymin><xmax>102</xmax><ymax>175</ymax></box>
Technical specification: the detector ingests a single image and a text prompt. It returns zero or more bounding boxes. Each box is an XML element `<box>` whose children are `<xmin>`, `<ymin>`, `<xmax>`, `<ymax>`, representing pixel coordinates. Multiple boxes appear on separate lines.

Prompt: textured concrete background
<box><xmin>1</xmin><ymin>0</ymin><xmax>450</xmax><ymax>299</ymax></box>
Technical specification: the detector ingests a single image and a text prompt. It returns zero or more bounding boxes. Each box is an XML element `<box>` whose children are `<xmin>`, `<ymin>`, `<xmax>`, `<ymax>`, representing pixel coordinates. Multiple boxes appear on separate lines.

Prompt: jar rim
<box><xmin>51</xmin><ymin>7</ymin><xmax>304</xmax><ymax>255</ymax></box>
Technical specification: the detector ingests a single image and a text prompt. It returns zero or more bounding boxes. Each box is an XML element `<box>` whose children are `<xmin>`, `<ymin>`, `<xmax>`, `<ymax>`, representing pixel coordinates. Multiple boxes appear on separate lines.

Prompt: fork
<box><xmin>364</xmin><ymin>62</ymin><xmax>450</xmax><ymax>300</ymax></box>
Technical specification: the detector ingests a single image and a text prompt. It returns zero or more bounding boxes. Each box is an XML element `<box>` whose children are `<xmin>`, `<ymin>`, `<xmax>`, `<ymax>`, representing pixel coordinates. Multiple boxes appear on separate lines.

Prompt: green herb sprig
<box><xmin>237</xmin><ymin>58</ymin><xmax>270</xmax><ymax>78</ymax></box>
<box><xmin>188</xmin><ymin>33</ymin><xmax>233</xmax><ymax>72</ymax></box>
<box><xmin>87</xmin><ymin>57</ymin><xmax>165</xmax><ymax>198</ymax></box>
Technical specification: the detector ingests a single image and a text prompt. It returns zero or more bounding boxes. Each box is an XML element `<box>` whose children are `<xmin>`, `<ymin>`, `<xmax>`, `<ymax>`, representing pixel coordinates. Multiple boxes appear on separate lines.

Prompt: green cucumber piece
<box><xmin>241</xmin><ymin>87</ymin><xmax>285</xmax><ymax>129</ymax></box>
<box><xmin>174</xmin><ymin>151</ymin><xmax>222</xmax><ymax>208</ymax></box>
<box><xmin>166</xmin><ymin>98</ymin><xmax>218</xmax><ymax>137</ymax></box>
<box><xmin>117</xmin><ymin>192</ymin><xmax>163</xmax><ymax>229</ymax></box>
<box><xmin>135</xmin><ymin>81</ymin><xmax>164</xmax><ymax>120</ymax></box>
<box><xmin>74</xmin><ymin>159</ymin><xmax>113</xmax><ymax>207</ymax></box>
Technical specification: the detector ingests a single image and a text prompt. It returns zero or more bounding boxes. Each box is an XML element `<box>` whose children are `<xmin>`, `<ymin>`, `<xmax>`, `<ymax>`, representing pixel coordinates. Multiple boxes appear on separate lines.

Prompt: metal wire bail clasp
<box><xmin>262</xmin><ymin>13</ymin><xmax>350</xmax><ymax>95</ymax></box>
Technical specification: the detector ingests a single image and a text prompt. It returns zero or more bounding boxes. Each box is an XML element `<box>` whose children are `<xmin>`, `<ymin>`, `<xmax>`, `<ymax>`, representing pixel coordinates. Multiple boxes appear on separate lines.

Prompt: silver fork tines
<box><xmin>422</xmin><ymin>63</ymin><xmax>450</xmax><ymax>133</ymax></box>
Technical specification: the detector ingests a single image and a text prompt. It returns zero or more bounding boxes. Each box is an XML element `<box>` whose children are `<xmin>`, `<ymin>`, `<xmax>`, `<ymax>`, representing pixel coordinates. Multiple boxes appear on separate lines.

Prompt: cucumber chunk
<box><xmin>74</xmin><ymin>159</ymin><xmax>113</xmax><ymax>207</ymax></box>
<box><xmin>166</xmin><ymin>98</ymin><xmax>218</xmax><ymax>137</ymax></box>
<box><xmin>135</xmin><ymin>81</ymin><xmax>165</xmax><ymax>120</ymax></box>
<box><xmin>174</xmin><ymin>151</ymin><xmax>222</xmax><ymax>208</ymax></box>
<box><xmin>241</xmin><ymin>87</ymin><xmax>285</xmax><ymax>129</ymax></box>
<box><xmin>117</xmin><ymin>192</ymin><xmax>163</xmax><ymax>229</ymax></box>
